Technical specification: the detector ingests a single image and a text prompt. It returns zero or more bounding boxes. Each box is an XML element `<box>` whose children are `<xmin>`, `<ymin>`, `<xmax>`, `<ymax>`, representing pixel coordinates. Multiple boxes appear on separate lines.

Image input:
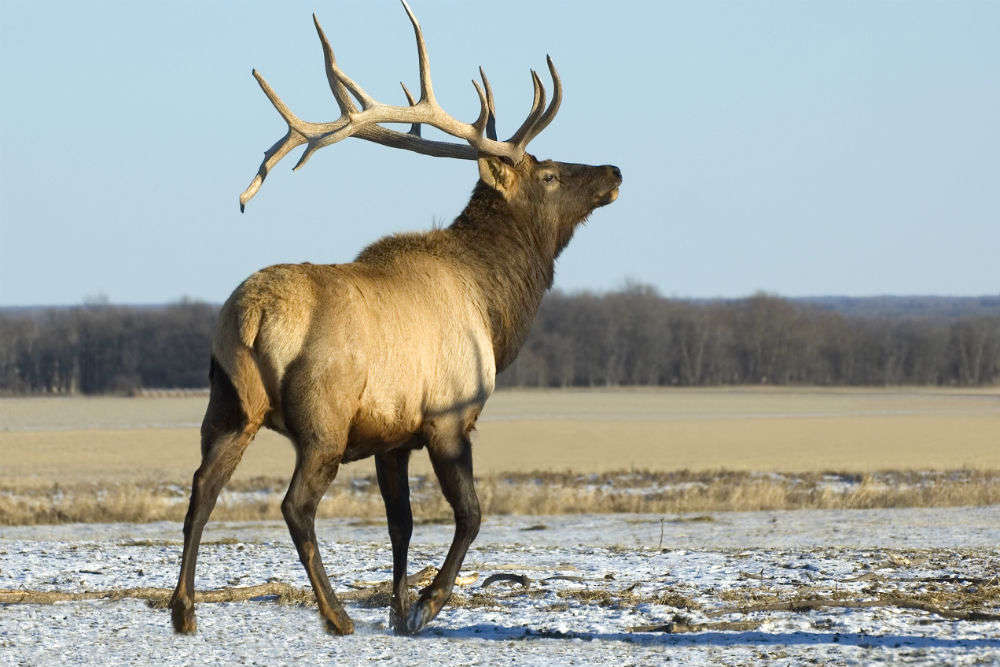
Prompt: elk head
<box><xmin>478</xmin><ymin>156</ymin><xmax>622</xmax><ymax>253</ymax></box>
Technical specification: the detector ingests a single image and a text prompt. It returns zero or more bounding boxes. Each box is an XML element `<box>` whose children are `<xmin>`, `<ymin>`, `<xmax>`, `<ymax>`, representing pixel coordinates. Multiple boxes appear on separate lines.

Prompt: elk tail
<box><xmin>237</xmin><ymin>303</ymin><xmax>264</xmax><ymax>349</ymax></box>
<box><xmin>210</xmin><ymin>300</ymin><xmax>270</xmax><ymax>427</ymax></box>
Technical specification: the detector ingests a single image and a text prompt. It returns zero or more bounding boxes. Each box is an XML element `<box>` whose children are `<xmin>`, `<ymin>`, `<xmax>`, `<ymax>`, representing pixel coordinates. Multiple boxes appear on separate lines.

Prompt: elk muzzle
<box><xmin>596</xmin><ymin>165</ymin><xmax>622</xmax><ymax>207</ymax></box>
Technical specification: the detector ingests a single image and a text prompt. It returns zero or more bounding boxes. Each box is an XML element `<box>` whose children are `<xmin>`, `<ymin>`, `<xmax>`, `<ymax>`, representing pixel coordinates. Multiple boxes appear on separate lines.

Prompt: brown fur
<box><xmin>170</xmin><ymin>154</ymin><xmax>621</xmax><ymax>635</ymax></box>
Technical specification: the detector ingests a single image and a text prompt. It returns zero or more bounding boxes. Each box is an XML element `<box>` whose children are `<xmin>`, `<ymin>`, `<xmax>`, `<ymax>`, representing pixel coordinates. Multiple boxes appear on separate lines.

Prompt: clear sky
<box><xmin>1</xmin><ymin>1</ymin><xmax>997</xmax><ymax>306</ymax></box>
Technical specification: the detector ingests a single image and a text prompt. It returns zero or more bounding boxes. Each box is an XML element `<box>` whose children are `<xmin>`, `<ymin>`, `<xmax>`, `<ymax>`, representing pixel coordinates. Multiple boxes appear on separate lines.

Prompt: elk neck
<box><xmin>448</xmin><ymin>181</ymin><xmax>559</xmax><ymax>372</ymax></box>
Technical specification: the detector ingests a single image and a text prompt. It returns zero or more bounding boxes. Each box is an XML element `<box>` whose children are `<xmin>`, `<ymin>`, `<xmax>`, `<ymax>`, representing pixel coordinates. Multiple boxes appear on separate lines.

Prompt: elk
<box><xmin>170</xmin><ymin>1</ymin><xmax>621</xmax><ymax>636</ymax></box>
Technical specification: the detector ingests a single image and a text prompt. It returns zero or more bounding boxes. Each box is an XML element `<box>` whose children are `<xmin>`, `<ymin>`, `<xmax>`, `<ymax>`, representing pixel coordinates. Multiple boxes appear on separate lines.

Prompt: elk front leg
<box><xmin>406</xmin><ymin>434</ymin><xmax>480</xmax><ymax>634</ymax></box>
<box><xmin>375</xmin><ymin>447</ymin><xmax>414</xmax><ymax>634</ymax></box>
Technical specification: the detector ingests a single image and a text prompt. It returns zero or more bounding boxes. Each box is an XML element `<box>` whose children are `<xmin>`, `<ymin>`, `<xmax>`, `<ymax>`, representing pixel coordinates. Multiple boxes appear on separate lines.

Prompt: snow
<box><xmin>2</xmin><ymin>506</ymin><xmax>1000</xmax><ymax>665</ymax></box>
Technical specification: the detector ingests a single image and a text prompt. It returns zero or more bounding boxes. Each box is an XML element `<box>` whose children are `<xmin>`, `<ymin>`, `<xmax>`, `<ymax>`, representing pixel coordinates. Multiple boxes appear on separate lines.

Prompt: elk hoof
<box><xmin>322</xmin><ymin>609</ymin><xmax>355</xmax><ymax>636</ymax></box>
<box><xmin>170</xmin><ymin>598</ymin><xmax>197</xmax><ymax>634</ymax></box>
<box><xmin>389</xmin><ymin>606</ymin><xmax>409</xmax><ymax>635</ymax></box>
<box><xmin>404</xmin><ymin>598</ymin><xmax>435</xmax><ymax>635</ymax></box>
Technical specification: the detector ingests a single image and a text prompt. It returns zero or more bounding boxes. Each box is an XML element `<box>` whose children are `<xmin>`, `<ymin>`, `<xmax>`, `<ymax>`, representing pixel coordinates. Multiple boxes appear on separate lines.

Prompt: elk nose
<box><xmin>608</xmin><ymin>165</ymin><xmax>622</xmax><ymax>182</ymax></box>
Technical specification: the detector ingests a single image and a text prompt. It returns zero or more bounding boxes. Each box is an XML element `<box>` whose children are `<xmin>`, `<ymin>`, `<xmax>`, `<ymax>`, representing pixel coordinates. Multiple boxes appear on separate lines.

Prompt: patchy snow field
<box><xmin>2</xmin><ymin>506</ymin><xmax>1000</xmax><ymax>665</ymax></box>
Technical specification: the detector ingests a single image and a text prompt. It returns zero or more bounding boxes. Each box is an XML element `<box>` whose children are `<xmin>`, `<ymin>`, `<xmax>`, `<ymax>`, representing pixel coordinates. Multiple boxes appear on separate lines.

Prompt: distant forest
<box><xmin>2</xmin><ymin>289</ymin><xmax>999</xmax><ymax>394</ymax></box>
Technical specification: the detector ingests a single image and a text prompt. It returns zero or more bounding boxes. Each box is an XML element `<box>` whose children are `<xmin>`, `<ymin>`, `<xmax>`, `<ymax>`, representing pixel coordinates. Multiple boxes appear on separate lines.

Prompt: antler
<box><xmin>239</xmin><ymin>0</ymin><xmax>561</xmax><ymax>211</ymax></box>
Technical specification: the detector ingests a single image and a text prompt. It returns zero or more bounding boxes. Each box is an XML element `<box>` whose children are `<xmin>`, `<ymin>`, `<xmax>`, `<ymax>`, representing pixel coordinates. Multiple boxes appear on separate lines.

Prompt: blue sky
<box><xmin>2</xmin><ymin>1</ymin><xmax>997</xmax><ymax>305</ymax></box>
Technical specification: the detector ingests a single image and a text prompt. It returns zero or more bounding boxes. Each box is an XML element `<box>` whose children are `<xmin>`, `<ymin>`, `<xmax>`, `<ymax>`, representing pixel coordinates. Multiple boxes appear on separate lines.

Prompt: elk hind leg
<box><xmin>280</xmin><ymin>381</ymin><xmax>356</xmax><ymax>635</ymax></box>
<box><xmin>170</xmin><ymin>358</ymin><xmax>263</xmax><ymax>633</ymax></box>
<box><xmin>282</xmin><ymin>444</ymin><xmax>354</xmax><ymax>634</ymax></box>
<box><xmin>406</xmin><ymin>430</ymin><xmax>480</xmax><ymax>634</ymax></box>
<box><xmin>376</xmin><ymin>446</ymin><xmax>414</xmax><ymax>633</ymax></box>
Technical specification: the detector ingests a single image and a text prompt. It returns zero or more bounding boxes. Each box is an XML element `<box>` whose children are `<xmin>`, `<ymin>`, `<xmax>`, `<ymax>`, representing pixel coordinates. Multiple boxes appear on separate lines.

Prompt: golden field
<box><xmin>2</xmin><ymin>387</ymin><xmax>999</xmax><ymax>486</ymax></box>
<box><xmin>3</xmin><ymin>387</ymin><xmax>1000</xmax><ymax>523</ymax></box>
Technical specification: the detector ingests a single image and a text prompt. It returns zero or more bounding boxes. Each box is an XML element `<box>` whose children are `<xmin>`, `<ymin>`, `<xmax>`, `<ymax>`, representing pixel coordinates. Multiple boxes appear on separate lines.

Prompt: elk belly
<box><xmin>345</xmin><ymin>390</ymin><xmax>425</xmax><ymax>459</ymax></box>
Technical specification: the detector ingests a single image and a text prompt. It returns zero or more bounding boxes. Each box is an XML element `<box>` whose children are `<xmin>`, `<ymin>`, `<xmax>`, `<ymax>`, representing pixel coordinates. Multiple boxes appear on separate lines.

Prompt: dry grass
<box><xmin>0</xmin><ymin>582</ymin><xmax>314</xmax><ymax>608</ymax></box>
<box><xmin>2</xmin><ymin>469</ymin><xmax>1000</xmax><ymax>526</ymax></box>
<box><xmin>709</xmin><ymin>591</ymin><xmax>1000</xmax><ymax>622</ymax></box>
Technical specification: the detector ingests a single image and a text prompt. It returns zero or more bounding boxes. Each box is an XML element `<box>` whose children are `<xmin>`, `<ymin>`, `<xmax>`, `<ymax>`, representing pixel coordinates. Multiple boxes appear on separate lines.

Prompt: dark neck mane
<box><xmin>448</xmin><ymin>182</ymin><xmax>558</xmax><ymax>371</ymax></box>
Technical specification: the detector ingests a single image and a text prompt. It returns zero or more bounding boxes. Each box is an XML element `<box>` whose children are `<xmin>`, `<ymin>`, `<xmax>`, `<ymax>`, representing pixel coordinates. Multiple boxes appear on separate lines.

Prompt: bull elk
<box><xmin>170</xmin><ymin>0</ymin><xmax>621</xmax><ymax>636</ymax></box>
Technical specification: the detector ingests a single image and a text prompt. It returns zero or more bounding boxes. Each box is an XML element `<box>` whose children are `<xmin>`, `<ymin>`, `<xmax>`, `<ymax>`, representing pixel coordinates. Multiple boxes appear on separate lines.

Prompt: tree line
<box><xmin>0</xmin><ymin>300</ymin><xmax>216</xmax><ymax>394</ymax></box>
<box><xmin>1</xmin><ymin>288</ymin><xmax>998</xmax><ymax>394</ymax></box>
<box><xmin>500</xmin><ymin>286</ymin><xmax>1000</xmax><ymax>387</ymax></box>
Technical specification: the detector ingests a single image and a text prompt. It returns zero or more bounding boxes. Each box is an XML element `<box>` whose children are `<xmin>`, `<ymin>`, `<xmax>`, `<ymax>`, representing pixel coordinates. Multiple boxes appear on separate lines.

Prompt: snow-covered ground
<box><xmin>2</xmin><ymin>507</ymin><xmax>1000</xmax><ymax>665</ymax></box>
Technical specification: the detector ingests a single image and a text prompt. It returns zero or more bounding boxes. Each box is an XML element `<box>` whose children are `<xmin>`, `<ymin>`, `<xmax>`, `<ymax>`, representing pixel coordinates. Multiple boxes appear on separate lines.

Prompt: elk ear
<box><xmin>478</xmin><ymin>156</ymin><xmax>517</xmax><ymax>198</ymax></box>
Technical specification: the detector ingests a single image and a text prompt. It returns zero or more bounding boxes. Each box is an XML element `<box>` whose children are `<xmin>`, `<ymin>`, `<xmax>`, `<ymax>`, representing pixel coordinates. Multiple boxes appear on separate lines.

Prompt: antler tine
<box><xmin>471</xmin><ymin>79</ymin><xmax>491</xmax><ymax>137</ymax></box>
<box><xmin>507</xmin><ymin>70</ymin><xmax>545</xmax><ymax>148</ymax></box>
<box><xmin>325</xmin><ymin>63</ymin><xmax>377</xmax><ymax>112</ymax></box>
<box><xmin>240</xmin><ymin>130</ymin><xmax>304</xmax><ymax>212</ymax></box>
<box><xmin>399</xmin><ymin>0</ymin><xmax>435</xmax><ymax>104</ymax></box>
<box><xmin>313</xmin><ymin>14</ymin><xmax>356</xmax><ymax>114</ymax></box>
<box><xmin>252</xmin><ymin>69</ymin><xmax>307</xmax><ymax>132</ymax></box>
<box><xmin>521</xmin><ymin>55</ymin><xmax>562</xmax><ymax>146</ymax></box>
<box><xmin>239</xmin><ymin>69</ymin><xmax>311</xmax><ymax>212</ymax></box>
<box><xmin>400</xmin><ymin>82</ymin><xmax>421</xmax><ymax>136</ymax></box>
<box><xmin>479</xmin><ymin>66</ymin><xmax>497</xmax><ymax>141</ymax></box>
